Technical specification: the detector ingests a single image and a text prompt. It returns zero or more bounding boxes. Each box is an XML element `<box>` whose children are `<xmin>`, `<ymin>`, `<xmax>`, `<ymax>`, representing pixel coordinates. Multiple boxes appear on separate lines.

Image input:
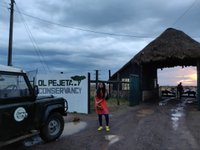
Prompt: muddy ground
<box><xmin>3</xmin><ymin>97</ymin><xmax>200</xmax><ymax>150</ymax></box>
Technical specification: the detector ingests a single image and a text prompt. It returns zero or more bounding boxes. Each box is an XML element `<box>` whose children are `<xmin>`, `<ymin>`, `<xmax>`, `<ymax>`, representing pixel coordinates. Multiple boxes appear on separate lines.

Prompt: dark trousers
<box><xmin>98</xmin><ymin>114</ymin><xmax>109</xmax><ymax>126</ymax></box>
<box><xmin>177</xmin><ymin>91</ymin><xmax>182</xmax><ymax>99</ymax></box>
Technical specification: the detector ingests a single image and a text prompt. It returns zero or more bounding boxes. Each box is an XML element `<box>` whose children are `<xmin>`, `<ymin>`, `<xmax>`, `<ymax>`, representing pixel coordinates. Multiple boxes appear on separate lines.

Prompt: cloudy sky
<box><xmin>0</xmin><ymin>0</ymin><xmax>200</xmax><ymax>85</ymax></box>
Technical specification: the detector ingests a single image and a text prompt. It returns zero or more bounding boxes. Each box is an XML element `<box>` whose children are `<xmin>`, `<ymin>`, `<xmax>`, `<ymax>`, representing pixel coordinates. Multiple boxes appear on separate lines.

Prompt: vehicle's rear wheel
<box><xmin>40</xmin><ymin>113</ymin><xmax>64</xmax><ymax>142</ymax></box>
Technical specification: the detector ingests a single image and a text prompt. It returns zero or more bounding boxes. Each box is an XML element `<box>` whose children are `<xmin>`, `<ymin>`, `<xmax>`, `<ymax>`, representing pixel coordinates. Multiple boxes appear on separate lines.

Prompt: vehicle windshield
<box><xmin>0</xmin><ymin>74</ymin><xmax>30</xmax><ymax>99</ymax></box>
<box><xmin>26</xmin><ymin>69</ymin><xmax>38</xmax><ymax>88</ymax></box>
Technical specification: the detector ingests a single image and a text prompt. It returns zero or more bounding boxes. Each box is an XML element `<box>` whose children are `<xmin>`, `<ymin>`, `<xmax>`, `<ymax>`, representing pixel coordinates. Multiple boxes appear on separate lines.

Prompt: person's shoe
<box><xmin>97</xmin><ymin>126</ymin><xmax>103</xmax><ymax>131</ymax></box>
<box><xmin>106</xmin><ymin>126</ymin><xmax>110</xmax><ymax>132</ymax></box>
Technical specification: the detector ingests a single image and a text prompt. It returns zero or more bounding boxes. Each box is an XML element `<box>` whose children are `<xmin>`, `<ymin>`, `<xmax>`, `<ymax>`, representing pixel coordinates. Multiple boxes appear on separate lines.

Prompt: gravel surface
<box><xmin>3</xmin><ymin>97</ymin><xmax>200</xmax><ymax>150</ymax></box>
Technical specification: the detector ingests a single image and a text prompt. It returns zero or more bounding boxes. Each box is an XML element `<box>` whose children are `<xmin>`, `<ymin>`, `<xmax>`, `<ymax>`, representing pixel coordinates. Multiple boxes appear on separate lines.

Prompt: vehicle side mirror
<box><xmin>34</xmin><ymin>85</ymin><xmax>39</xmax><ymax>96</ymax></box>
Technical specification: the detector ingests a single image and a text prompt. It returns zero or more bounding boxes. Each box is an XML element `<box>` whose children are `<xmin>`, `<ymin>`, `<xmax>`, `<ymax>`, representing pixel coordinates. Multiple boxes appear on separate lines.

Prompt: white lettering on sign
<box><xmin>14</xmin><ymin>107</ymin><xmax>28</xmax><ymax>122</ymax></box>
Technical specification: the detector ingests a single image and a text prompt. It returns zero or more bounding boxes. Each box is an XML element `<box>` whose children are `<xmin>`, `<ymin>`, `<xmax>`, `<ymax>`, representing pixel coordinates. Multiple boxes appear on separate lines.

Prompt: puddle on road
<box><xmin>170</xmin><ymin>100</ymin><xmax>187</xmax><ymax>131</ymax></box>
<box><xmin>62</xmin><ymin>121</ymin><xmax>87</xmax><ymax>137</ymax></box>
<box><xmin>171</xmin><ymin>108</ymin><xmax>185</xmax><ymax>130</ymax></box>
<box><xmin>105</xmin><ymin>135</ymin><xmax>123</xmax><ymax>146</ymax></box>
<box><xmin>24</xmin><ymin>135</ymin><xmax>43</xmax><ymax>147</ymax></box>
<box><xmin>186</xmin><ymin>99</ymin><xmax>194</xmax><ymax>104</ymax></box>
<box><xmin>24</xmin><ymin>121</ymin><xmax>87</xmax><ymax>147</ymax></box>
<box><xmin>159</xmin><ymin>98</ymin><xmax>193</xmax><ymax>131</ymax></box>
<box><xmin>159</xmin><ymin>98</ymin><xmax>174</xmax><ymax>106</ymax></box>
<box><xmin>137</xmin><ymin>109</ymin><xmax>154</xmax><ymax>117</ymax></box>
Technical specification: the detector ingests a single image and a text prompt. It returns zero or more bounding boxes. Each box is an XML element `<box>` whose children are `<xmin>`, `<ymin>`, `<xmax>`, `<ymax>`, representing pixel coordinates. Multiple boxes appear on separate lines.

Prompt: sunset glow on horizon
<box><xmin>177</xmin><ymin>73</ymin><xmax>197</xmax><ymax>85</ymax></box>
<box><xmin>158</xmin><ymin>66</ymin><xmax>197</xmax><ymax>86</ymax></box>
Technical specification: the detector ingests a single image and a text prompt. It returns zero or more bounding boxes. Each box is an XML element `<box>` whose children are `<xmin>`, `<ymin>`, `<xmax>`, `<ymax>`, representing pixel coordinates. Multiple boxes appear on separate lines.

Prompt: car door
<box><xmin>0</xmin><ymin>72</ymin><xmax>35</xmax><ymax>140</ymax></box>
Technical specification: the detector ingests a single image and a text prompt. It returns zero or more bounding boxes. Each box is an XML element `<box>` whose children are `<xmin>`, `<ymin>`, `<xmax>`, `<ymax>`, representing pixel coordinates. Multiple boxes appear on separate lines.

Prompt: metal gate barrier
<box><xmin>129</xmin><ymin>74</ymin><xmax>140</xmax><ymax>106</ymax></box>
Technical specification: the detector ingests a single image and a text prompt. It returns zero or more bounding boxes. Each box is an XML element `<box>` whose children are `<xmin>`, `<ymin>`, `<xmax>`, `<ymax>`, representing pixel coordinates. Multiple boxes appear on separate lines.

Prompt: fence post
<box><xmin>88</xmin><ymin>73</ymin><xmax>91</xmax><ymax>114</ymax></box>
<box><xmin>117</xmin><ymin>73</ymin><xmax>120</xmax><ymax>105</ymax></box>
<box><xmin>109</xmin><ymin>70</ymin><xmax>111</xmax><ymax>97</ymax></box>
<box><xmin>95</xmin><ymin>70</ymin><xmax>99</xmax><ymax>89</ymax></box>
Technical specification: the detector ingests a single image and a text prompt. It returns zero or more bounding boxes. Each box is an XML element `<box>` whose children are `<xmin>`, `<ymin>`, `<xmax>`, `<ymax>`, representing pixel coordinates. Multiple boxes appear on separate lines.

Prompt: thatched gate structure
<box><xmin>111</xmin><ymin>28</ymin><xmax>200</xmax><ymax>108</ymax></box>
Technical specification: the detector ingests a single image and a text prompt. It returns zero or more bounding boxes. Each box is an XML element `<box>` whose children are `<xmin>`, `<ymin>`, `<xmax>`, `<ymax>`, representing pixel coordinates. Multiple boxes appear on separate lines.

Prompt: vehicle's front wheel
<box><xmin>40</xmin><ymin>113</ymin><xmax>64</xmax><ymax>142</ymax></box>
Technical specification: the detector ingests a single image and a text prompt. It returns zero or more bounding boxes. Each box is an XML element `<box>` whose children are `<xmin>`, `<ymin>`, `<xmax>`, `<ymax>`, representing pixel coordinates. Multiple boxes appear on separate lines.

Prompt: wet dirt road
<box><xmin>3</xmin><ymin>97</ymin><xmax>200</xmax><ymax>150</ymax></box>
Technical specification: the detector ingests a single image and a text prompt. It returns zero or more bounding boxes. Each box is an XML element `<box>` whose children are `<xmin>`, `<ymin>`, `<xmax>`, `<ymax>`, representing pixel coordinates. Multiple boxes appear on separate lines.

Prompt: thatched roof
<box><xmin>110</xmin><ymin>28</ymin><xmax>200</xmax><ymax>80</ymax></box>
<box><xmin>132</xmin><ymin>28</ymin><xmax>200</xmax><ymax>68</ymax></box>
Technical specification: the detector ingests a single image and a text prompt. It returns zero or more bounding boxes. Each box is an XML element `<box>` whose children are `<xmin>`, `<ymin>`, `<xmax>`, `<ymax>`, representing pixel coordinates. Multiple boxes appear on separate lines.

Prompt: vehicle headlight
<box><xmin>64</xmin><ymin>99</ymin><xmax>68</xmax><ymax>112</ymax></box>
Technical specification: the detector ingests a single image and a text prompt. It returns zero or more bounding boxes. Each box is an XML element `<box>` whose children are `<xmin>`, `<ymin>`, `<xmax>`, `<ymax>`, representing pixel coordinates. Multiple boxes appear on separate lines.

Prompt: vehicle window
<box><xmin>0</xmin><ymin>74</ymin><xmax>30</xmax><ymax>98</ymax></box>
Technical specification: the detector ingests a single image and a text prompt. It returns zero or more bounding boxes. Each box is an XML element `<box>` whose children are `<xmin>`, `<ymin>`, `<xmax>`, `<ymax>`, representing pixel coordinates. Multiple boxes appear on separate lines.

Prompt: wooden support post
<box><xmin>117</xmin><ymin>73</ymin><xmax>120</xmax><ymax>105</ymax></box>
<box><xmin>8</xmin><ymin>0</ymin><xmax>15</xmax><ymax>66</ymax></box>
<box><xmin>95</xmin><ymin>70</ymin><xmax>99</xmax><ymax>89</ymax></box>
<box><xmin>197</xmin><ymin>61</ymin><xmax>200</xmax><ymax>110</ymax></box>
<box><xmin>109</xmin><ymin>70</ymin><xmax>111</xmax><ymax>97</ymax></box>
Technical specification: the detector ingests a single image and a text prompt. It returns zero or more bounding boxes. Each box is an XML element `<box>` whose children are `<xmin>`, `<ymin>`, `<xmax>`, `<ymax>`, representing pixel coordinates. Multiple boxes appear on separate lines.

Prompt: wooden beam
<box><xmin>197</xmin><ymin>60</ymin><xmax>200</xmax><ymax>110</ymax></box>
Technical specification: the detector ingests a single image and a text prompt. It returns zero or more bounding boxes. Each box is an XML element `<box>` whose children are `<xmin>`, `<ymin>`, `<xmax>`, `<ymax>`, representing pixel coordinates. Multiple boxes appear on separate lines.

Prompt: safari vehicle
<box><xmin>0</xmin><ymin>65</ymin><xmax>68</xmax><ymax>147</ymax></box>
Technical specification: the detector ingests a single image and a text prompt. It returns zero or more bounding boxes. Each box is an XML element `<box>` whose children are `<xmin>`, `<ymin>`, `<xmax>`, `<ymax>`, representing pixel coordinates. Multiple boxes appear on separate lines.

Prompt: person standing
<box><xmin>177</xmin><ymin>82</ymin><xmax>184</xmax><ymax>99</ymax></box>
<box><xmin>95</xmin><ymin>82</ymin><xmax>110</xmax><ymax>132</ymax></box>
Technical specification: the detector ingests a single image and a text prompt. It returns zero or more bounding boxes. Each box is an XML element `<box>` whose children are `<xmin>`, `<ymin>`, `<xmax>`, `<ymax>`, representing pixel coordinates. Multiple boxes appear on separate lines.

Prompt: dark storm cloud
<box><xmin>28</xmin><ymin>0</ymin><xmax>199</xmax><ymax>39</ymax></box>
<box><xmin>34</xmin><ymin>0</ymin><xmax>159</xmax><ymax>35</ymax></box>
<box><xmin>16</xmin><ymin>0</ymin><xmax>200</xmax><ymax>37</ymax></box>
<box><xmin>1</xmin><ymin>0</ymin><xmax>200</xmax><ymax>83</ymax></box>
<box><xmin>61</xmin><ymin>1</ymin><xmax>135</xmax><ymax>27</ymax></box>
<box><xmin>54</xmin><ymin>1</ymin><xmax>182</xmax><ymax>33</ymax></box>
